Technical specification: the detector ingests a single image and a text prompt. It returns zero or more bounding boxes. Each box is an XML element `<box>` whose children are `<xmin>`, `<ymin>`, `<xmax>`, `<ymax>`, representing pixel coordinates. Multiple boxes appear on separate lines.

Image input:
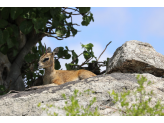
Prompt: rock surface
<box><xmin>0</xmin><ymin>73</ymin><xmax>164</xmax><ymax>116</ymax></box>
<box><xmin>106</xmin><ymin>40</ymin><xmax>164</xmax><ymax>77</ymax></box>
<box><xmin>1</xmin><ymin>40</ymin><xmax>164</xmax><ymax>116</ymax></box>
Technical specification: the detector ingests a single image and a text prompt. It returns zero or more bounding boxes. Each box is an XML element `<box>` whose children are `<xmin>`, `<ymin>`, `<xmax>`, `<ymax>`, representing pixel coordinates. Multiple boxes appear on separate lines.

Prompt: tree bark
<box><xmin>7</xmin><ymin>31</ymin><xmax>44</xmax><ymax>91</ymax></box>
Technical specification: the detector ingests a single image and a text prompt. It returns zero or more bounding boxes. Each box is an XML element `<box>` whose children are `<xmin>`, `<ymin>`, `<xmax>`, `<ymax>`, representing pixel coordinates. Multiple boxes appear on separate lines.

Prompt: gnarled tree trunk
<box><xmin>0</xmin><ymin>30</ymin><xmax>44</xmax><ymax>91</ymax></box>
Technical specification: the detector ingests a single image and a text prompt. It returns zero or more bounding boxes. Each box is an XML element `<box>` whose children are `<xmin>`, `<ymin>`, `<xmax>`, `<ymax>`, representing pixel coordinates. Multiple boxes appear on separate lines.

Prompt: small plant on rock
<box><xmin>108</xmin><ymin>75</ymin><xmax>164</xmax><ymax>116</ymax></box>
<box><xmin>38</xmin><ymin>89</ymin><xmax>100</xmax><ymax>116</ymax></box>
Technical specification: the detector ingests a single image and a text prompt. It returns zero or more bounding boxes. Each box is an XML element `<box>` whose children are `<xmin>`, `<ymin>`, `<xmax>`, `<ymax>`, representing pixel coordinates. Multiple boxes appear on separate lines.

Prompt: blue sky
<box><xmin>41</xmin><ymin>7</ymin><xmax>164</xmax><ymax>71</ymax></box>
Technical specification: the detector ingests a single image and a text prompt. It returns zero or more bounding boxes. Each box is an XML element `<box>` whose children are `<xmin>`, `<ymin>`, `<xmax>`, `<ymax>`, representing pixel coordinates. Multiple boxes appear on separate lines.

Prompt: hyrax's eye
<box><xmin>43</xmin><ymin>58</ymin><xmax>49</xmax><ymax>62</ymax></box>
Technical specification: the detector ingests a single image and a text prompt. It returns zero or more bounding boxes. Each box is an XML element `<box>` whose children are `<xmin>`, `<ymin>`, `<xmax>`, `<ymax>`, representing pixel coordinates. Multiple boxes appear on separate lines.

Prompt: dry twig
<box><xmin>97</xmin><ymin>41</ymin><xmax>112</xmax><ymax>61</ymax></box>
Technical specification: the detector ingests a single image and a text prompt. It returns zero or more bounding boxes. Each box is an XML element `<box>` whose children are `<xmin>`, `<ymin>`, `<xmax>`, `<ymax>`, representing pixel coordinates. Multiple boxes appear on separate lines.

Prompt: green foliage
<box><xmin>109</xmin><ymin>75</ymin><xmax>164</xmax><ymax>116</ymax></box>
<box><xmin>55</xmin><ymin>42</ymin><xmax>101</xmax><ymax>70</ymax></box>
<box><xmin>1</xmin><ymin>7</ymin><xmax>10</xmax><ymax>20</ymax></box>
<box><xmin>39</xmin><ymin>89</ymin><xmax>100</xmax><ymax>116</ymax></box>
<box><xmin>10</xmin><ymin>7</ymin><xmax>23</xmax><ymax>20</ymax></box>
<box><xmin>78</xmin><ymin>7</ymin><xmax>94</xmax><ymax>26</ymax></box>
<box><xmin>0</xmin><ymin>7</ymin><xmax>93</xmax><ymax>59</ymax></box>
<box><xmin>19</xmin><ymin>20</ymin><xmax>33</xmax><ymax>34</ymax></box>
<box><xmin>81</xmin><ymin>43</ymin><xmax>97</xmax><ymax>61</ymax></box>
<box><xmin>55</xmin><ymin>43</ymin><xmax>97</xmax><ymax>70</ymax></box>
<box><xmin>0</xmin><ymin>45</ymin><xmax>8</xmax><ymax>54</ymax></box>
<box><xmin>54</xmin><ymin>59</ymin><xmax>61</xmax><ymax>70</ymax></box>
<box><xmin>0</xmin><ymin>7</ymin><xmax>95</xmax><ymax>89</ymax></box>
<box><xmin>32</xmin><ymin>18</ymin><xmax>48</xmax><ymax>33</ymax></box>
<box><xmin>37</xmin><ymin>103</ymin><xmax>41</xmax><ymax>107</ymax></box>
<box><xmin>0</xmin><ymin>19</ymin><xmax>8</xmax><ymax>28</ymax></box>
<box><xmin>0</xmin><ymin>30</ymin><xmax>3</xmax><ymax>44</ymax></box>
<box><xmin>37</xmin><ymin>75</ymin><xmax>164</xmax><ymax>116</ymax></box>
<box><xmin>79</xmin><ymin>7</ymin><xmax>90</xmax><ymax>14</ymax></box>
<box><xmin>24</xmin><ymin>41</ymin><xmax>45</xmax><ymax>87</ymax></box>
<box><xmin>0</xmin><ymin>85</ymin><xmax>8</xmax><ymax>95</ymax></box>
<box><xmin>71</xmin><ymin>50</ymin><xmax>78</xmax><ymax>64</ymax></box>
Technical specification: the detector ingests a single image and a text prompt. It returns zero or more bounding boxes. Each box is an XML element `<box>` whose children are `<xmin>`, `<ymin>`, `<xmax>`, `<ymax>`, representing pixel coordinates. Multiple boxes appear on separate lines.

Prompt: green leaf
<box><xmin>32</xmin><ymin>46</ymin><xmax>38</xmax><ymax>53</ymax></box>
<box><xmin>26</xmin><ymin>72</ymin><xmax>31</xmax><ymax>80</ymax></box>
<box><xmin>72</xmin><ymin>50</ymin><xmax>78</xmax><ymax>64</ymax></box>
<box><xmin>0</xmin><ymin>7</ymin><xmax>3</xmax><ymax>11</ymax></box>
<box><xmin>36</xmin><ymin>7</ymin><xmax>42</xmax><ymax>11</ymax></box>
<box><xmin>65</xmin><ymin>54</ymin><xmax>71</xmax><ymax>59</ymax></box>
<box><xmin>66</xmin><ymin>30</ymin><xmax>70</xmax><ymax>37</ymax></box>
<box><xmin>24</xmin><ymin>55</ymin><xmax>30</xmax><ymax>62</ymax></box>
<box><xmin>30</xmin><ymin>11</ymin><xmax>36</xmax><ymax>18</ymax></box>
<box><xmin>55</xmin><ymin>59</ymin><xmax>61</xmax><ymax>70</ymax></box>
<box><xmin>32</xmin><ymin>72</ymin><xmax>38</xmax><ymax>78</ymax></box>
<box><xmin>50</xmin><ymin>7</ymin><xmax>61</xmax><ymax>17</ymax></box>
<box><xmin>79</xmin><ymin>7</ymin><xmax>90</xmax><ymax>14</ymax></box>
<box><xmin>81</xmin><ymin>43</ymin><xmax>93</xmax><ymax>51</ymax></box>
<box><xmin>71</xmin><ymin>27</ymin><xmax>77</xmax><ymax>36</ymax></box>
<box><xmin>38</xmin><ymin>41</ymin><xmax>45</xmax><ymax>55</ymax></box>
<box><xmin>65</xmin><ymin>46</ymin><xmax>69</xmax><ymax>50</ymax></box>
<box><xmin>0</xmin><ymin>29</ymin><xmax>4</xmax><ymax>45</ymax></box>
<box><xmin>52</xmin><ymin>18</ymin><xmax>59</xmax><ymax>28</ymax></box>
<box><xmin>22</xmin><ymin>7</ymin><xmax>32</xmax><ymax>18</ymax></box>
<box><xmin>0</xmin><ymin>19</ymin><xmax>8</xmax><ymax>28</ymax></box>
<box><xmin>32</xmin><ymin>8</ymin><xmax>37</xmax><ymax>11</ymax></box>
<box><xmin>6</xmin><ymin>27</ymin><xmax>13</xmax><ymax>36</ymax></box>
<box><xmin>10</xmin><ymin>7</ymin><xmax>23</xmax><ymax>20</ymax></box>
<box><xmin>59</xmin><ymin>13</ymin><xmax>66</xmax><ymax>21</ymax></box>
<box><xmin>0</xmin><ymin>45</ymin><xmax>8</xmax><ymax>54</ymax></box>
<box><xmin>55</xmin><ymin>28</ymin><xmax>66</xmax><ymax>37</ymax></box>
<box><xmin>63</xmin><ymin>50</ymin><xmax>69</xmax><ymax>55</ymax></box>
<box><xmin>12</xmin><ymin>37</ymin><xmax>19</xmax><ymax>49</ymax></box>
<box><xmin>81</xmin><ymin>21</ymin><xmax>89</xmax><ymax>26</ymax></box>
<box><xmin>1</xmin><ymin>7</ymin><xmax>10</xmax><ymax>20</ymax></box>
<box><xmin>39</xmin><ymin>70</ymin><xmax>44</xmax><ymax>75</ymax></box>
<box><xmin>3</xmin><ymin>29</ymin><xmax>9</xmax><ymax>42</ymax></box>
<box><xmin>81</xmin><ymin>15</ymin><xmax>92</xmax><ymax>26</ymax></box>
<box><xmin>90</xmin><ymin>13</ymin><xmax>94</xmax><ymax>22</ymax></box>
<box><xmin>24</xmin><ymin>54</ymin><xmax>35</xmax><ymax>62</ymax></box>
<box><xmin>7</xmin><ymin>38</ymin><xmax>14</xmax><ymax>48</ymax></box>
<box><xmin>42</xmin><ymin>12</ymin><xmax>51</xmax><ymax>20</ymax></box>
<box><xmin>57</xmin><ymin>47</ymin><xmax>64</xmax><ymax>58</ymax></box>
<box><xmin>65</xmin><ymin>63</ymin><xmax>71</xmax><ymax>70</ymax></box>
<box><xmin>32</xmin><ymin>18</ymin><xmax>48</xmax><ymax>32</ymax></box>
<box><xmin>83</xmin><ymin>51</ymin><xmax>91</xmax><ymax>60</ymax></box>
<box><xmin>30</xmin><ymin>54</ymin><xmax>36</xmax><ymax>61</ymax></box>
<box><xmin>13</xmin><ymin>49</ymin><xmax>18</xmax><ymax>57</ymax></box>
<box><xmin>41</xmin><ymin>7</ymin><xmax>50</xmax><ymax>13</ymax></box>
<box><xmin>19</xmin><ymin>20</ymin><xmax>33</xmax><ymax>34</ymax></box>
<box><xmin>11</xmin><ymin>25</ymin><xmax>19</xmax><ymax>37</ymax></box>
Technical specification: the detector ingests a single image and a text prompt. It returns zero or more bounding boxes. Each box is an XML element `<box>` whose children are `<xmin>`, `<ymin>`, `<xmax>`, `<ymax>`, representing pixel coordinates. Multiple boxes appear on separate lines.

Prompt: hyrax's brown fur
<box><xmin>38</xmin><ymin>48</ymin><xmax>96</xmax><ymax>85</ymax></box>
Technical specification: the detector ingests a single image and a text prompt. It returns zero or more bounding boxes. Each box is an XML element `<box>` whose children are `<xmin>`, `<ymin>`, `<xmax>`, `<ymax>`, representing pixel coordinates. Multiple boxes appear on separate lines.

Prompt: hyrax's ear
<box><xmin>52</xmin><ymin>47</ymin><xmax>59</xmax><ymax>56</ymax></box>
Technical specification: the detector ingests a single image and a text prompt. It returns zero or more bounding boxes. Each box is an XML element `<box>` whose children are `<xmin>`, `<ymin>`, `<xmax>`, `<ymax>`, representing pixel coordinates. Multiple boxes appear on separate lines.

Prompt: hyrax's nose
<box><xmin>37</xmin><ymin>63</ymin><xmax>39</xmax><ymax>67</ymax></box>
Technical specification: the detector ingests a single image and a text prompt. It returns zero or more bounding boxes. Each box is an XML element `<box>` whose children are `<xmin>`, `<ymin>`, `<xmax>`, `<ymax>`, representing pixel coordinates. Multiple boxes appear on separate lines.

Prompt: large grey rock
<box><xmin>1</xmin><ymin>40</ymin><xmax>164</xmax><ymax>116</ymax></box>
<box><xmin>0</xmin><ymin>73</ymin><xmax>164</xmax><ymax>116</ymax></box>
<box><xmin>106</xmin><ymin>40</ymin><xmax>164</xmax><ymax>77</ymax></box>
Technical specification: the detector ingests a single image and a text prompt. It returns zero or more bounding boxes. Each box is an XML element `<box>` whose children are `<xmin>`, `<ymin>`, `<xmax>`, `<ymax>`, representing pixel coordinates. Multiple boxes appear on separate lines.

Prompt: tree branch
<box><xmin>63</xmin><ymin>7</ymin><xmax>79</xmax><ymax>12</ymax></box>
<box><xmin>71</xmin><ymin>53</ymin><xmax>83</xmax><ymax>64</ymax></box>
<box><xmin>80</xmin><ymin>57</ymin><xmax>93</xmax><ymax>67</ymax></box>
<box><xmin>61</xmin><ymin>10</ymin><xmax>81</xmax><ymax>15</ymax></box>
<box><xmin>97</xmin><ymin>41</ymin><xmax>112</xmax><ymax>61</ymax></box>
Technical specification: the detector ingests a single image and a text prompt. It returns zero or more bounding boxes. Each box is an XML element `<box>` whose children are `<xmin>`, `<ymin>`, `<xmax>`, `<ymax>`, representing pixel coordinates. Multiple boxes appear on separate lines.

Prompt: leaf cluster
<box><xmin>0</xmin><ymin>7</ymin><xmax>94</xmax><ymax>55</ymax></box>
<box><xmin>0</xmin><ymin>7</ymin><xmax>95</xmax><ymax>91</ymax></box>
<box><xmin>23</xmin><ymin>41</ymin><xmax>45</xmax><ymax>87</ymax></box>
